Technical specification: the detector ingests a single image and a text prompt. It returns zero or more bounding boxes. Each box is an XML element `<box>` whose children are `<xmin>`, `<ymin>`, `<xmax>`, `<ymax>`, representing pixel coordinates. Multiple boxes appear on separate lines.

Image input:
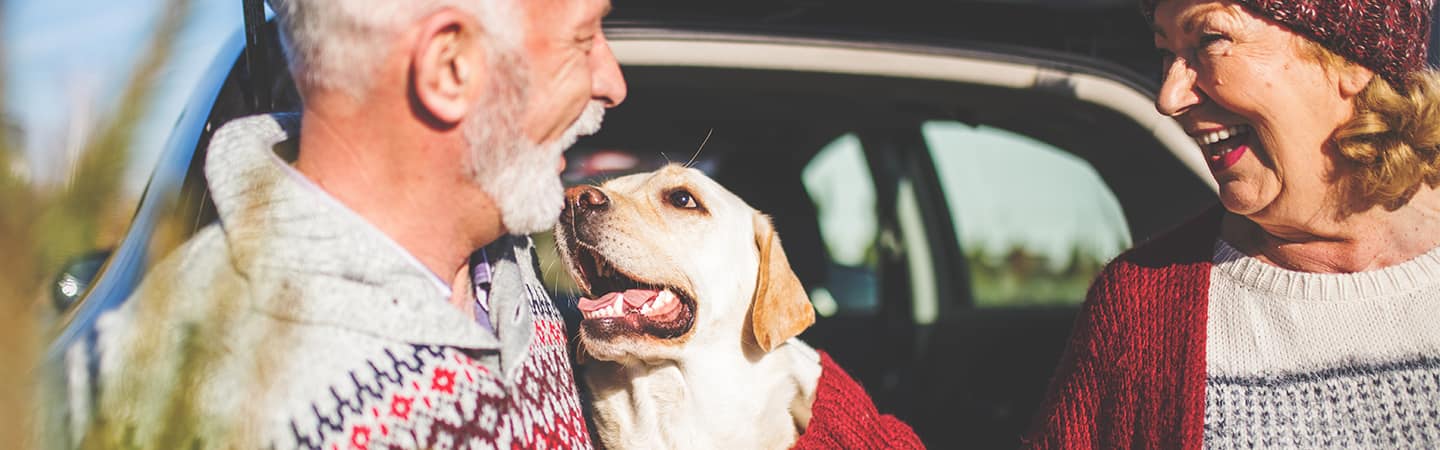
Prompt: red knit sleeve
<box><xmin>1020</xmin><ymin>265</ymin><xmax>1116</xmax><ymax>449</ymax></box>
<box><xmin>791</xmin><ymin>351</ymin><xmax>924</xmax><ymax>450</ymax></box>
<box><xmin>1021</xmin><ymin>206</ymin><xmax>1222</xmax><ymax>450</ymax></box>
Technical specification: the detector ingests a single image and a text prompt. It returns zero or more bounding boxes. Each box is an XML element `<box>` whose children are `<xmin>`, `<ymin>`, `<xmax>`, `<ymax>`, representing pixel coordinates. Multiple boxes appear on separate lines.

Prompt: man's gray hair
<box><xmin>266</xmin><ymin>0</ymin><xmax>522</xmax><ymax>100</ymax></box>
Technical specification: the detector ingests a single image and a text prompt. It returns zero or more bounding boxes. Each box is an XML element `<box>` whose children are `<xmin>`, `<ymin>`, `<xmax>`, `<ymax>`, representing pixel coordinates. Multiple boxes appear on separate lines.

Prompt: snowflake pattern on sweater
<box><xmin>79</xmin><ymin>115</ymin><xmax>595</xmax><ymax>450</ymax></box>
<box><xmin>293</xmin><ymin>287</ymin><xmax>590</xmax><ymax>450</ymax></box>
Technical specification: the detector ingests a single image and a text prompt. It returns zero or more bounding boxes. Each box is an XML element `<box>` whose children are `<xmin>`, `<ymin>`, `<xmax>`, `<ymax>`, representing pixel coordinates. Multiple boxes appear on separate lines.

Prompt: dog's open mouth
<box><xmin>572</xmin><ymin>247</ymin><xmax>696</xmax><ymax>340</ymax></box>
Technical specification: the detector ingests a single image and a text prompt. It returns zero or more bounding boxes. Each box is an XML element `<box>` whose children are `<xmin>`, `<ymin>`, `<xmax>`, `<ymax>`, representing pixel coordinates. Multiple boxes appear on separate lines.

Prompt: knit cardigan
<box><xmin>793</xmin><ymin>352</ymin><xmax>925</xmax><ymax>449</ymax></box>
<box><xmin>1023</xmin><ymin>206</ymin><xmax>1225</xmax><ymax>449</ymax></box>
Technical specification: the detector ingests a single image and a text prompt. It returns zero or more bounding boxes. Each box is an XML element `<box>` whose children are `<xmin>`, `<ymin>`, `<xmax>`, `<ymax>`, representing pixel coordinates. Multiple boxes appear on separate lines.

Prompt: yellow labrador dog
<box><xmin>554</xmin><ymin>165</ymin><xmax>823</xmax><ymax>449</ymax></box>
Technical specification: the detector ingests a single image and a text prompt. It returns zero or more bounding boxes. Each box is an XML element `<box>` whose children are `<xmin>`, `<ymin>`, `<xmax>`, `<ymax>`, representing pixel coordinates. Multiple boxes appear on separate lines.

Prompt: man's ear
<box><xmin>745</xmin><ymin>213</ymin><xmax>816</xmax><ymax>353</ymax></box>
<box><xmin>411</xmin><ymin>9</ymin><xmax>483</xmax><ymax>125</ymax></box>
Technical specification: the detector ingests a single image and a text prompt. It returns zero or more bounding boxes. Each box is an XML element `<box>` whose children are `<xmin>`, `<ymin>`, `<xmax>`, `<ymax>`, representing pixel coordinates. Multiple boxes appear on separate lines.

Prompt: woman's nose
<box><xmin>1156</xmin><ymin>58</ymin><xmax>1203</xmax><ymax>117</ymax></box>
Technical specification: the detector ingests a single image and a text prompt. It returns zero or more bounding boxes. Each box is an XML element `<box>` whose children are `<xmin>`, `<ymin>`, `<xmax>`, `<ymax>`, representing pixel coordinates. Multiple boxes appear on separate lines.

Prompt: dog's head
<box><xmin>554</xmin><ymin>165</ymin><xmax>815</xmax><ymax>365</ymax></box>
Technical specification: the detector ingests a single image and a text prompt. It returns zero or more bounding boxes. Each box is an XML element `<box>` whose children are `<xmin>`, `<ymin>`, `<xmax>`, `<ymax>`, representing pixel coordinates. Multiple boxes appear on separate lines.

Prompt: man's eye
<box><xmin>667</xmin><ymin>190</ymin><xmax>699</xmax><ymax>209</ymax></box>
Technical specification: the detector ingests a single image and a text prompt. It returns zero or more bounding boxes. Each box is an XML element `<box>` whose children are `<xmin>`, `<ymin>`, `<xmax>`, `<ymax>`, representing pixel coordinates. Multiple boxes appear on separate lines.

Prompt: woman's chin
<box><xmin>1217</xmin><ymin>181</ymin><xmax>1276</xmax><ymax>217</ymax></box>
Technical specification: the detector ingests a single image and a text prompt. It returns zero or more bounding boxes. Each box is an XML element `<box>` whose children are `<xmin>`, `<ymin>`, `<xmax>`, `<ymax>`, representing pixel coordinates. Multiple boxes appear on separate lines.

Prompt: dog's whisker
<box><xmin>543</xmin><ymin>257</ymin><xmax>561</xmax><ymax>277</ymax></box>
<box><xmin>685</xmin><ymin>128</ymin><xmax>714</xmax><ymax>169</ymax></box>
<box><xmin>571</xmin><ymin>209</ymin><xmax>578</xmax><ymax>232</ymax></box>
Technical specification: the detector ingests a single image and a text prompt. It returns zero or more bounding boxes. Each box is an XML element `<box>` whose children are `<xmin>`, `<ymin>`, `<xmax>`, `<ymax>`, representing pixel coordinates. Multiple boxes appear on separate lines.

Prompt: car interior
<box><xmin>550</xmin><ymin>65</ymin><xmax>1215</xmax><ymax>448</ymax></box>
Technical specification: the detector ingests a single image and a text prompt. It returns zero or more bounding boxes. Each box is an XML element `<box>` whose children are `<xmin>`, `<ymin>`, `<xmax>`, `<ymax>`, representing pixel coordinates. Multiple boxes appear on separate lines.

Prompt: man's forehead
<box><xmin>582</xmin><ymin>0</ymin><xmax>613</xmax><ymax>24</ymax></box>
<box><xmin>529</xmin><ymin>0</ymin><xmax>610</xmax><ymax>21</ymax></box>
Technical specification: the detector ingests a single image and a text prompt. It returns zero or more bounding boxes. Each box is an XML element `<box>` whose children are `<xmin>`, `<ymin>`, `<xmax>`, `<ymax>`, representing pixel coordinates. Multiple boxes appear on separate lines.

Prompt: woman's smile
<box><xmin>1190</xmin><ymin>124</ymin><xmax>1253</xmax><ymax>170</ymax></box>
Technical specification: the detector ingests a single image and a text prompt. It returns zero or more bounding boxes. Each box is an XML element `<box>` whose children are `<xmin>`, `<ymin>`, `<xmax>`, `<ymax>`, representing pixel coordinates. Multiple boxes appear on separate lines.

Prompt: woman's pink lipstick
<box><xmin>1190</xmin><ymin>125</ymin><xmax>1253</xmax><ymax>172</ymax></box>
<box><xmin>1213</xmin><ymin>144</ymin><xmax>1248</xmax><ymax>171</ymax></box>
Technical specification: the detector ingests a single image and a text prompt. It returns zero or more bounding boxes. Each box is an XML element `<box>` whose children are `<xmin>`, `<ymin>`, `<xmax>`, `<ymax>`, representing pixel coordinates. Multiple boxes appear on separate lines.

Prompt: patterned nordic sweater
<box><xmin>1023</xmin><ymin>206</ymin><xmax>1440</xmax><ymax>448</ymax></box>
<box><xmin>81</xmin><ymin>114</ymin><xmax>591</xmax><ymax>449</ymax></box>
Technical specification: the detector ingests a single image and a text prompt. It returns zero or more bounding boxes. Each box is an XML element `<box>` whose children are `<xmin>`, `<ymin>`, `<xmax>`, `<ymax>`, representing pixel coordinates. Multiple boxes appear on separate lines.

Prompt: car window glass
<box><xmin>923</xmin><ymin>121</ymin><xmax>1130</xmax><ymax>308</ymax></box>
<box><xmin>801</xmin><ymin>133</ymin><xmax>880</xmax><ymax>317</ymax></box>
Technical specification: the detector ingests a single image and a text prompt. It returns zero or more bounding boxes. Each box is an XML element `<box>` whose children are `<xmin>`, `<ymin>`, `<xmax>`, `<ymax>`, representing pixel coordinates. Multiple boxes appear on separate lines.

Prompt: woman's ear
<box><xmin>411</xmin><ymin>9</ymin><xmax>484</xmax><ymax>125</ymax></box>
<box><xmin>1338</xmin><ymin>64</ymin><xmax>1375</xmax><ymax>100</ymax></box>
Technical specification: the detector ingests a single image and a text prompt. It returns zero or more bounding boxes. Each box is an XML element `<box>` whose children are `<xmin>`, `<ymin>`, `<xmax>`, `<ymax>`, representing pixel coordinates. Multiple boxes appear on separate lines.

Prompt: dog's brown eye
<box><xmin>667</xmin><ymin>190</ymin><xmax>699</xmax><ymax>209</ymax></box>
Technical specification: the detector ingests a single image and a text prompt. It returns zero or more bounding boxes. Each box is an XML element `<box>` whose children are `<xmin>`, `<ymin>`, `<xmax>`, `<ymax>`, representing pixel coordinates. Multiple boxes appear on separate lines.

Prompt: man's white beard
<box><xmin>464</xmin><ymin>60</ymin><xmax>606</xmax><ymax>235</ymax></box>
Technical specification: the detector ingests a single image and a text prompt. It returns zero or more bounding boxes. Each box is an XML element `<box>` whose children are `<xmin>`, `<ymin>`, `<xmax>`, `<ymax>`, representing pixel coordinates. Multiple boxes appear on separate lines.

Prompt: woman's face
<box><xmin>1151</xmin><ymin>0</ymin><xmax>1362</xmax><ymax>220</ymax></box>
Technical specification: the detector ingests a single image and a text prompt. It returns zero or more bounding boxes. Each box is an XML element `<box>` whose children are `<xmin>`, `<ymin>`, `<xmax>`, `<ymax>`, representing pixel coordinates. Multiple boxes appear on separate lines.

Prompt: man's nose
<box><xmin>565</xmin><ymin>186</ymin><xmax>610</xmax><ymax>219</ymax></box>
<box><xmin>591</xmin><ymin>32</ymin><xmax>628</xmax><ymax>107</ymax></box>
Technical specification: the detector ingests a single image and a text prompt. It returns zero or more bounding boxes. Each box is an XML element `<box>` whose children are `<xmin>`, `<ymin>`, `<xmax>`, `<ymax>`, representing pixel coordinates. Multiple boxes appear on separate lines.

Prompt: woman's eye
<box><xmin>1199</xmin><ymin>33</ymin><xmax>1226</xmax><ymax>48</ymax></box>
<box><xmin>668</xmin><ymin>190</ymin><xmax>699</xmax><ymax>209</ymax></box>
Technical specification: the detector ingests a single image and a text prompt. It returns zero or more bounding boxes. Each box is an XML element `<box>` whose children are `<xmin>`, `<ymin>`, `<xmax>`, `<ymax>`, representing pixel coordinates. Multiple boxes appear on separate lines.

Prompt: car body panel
<box><xmin>46</xmin><ymin>28</ymin><xmax>247</xmax><ymax>361</ymax></box>
<box><xmin>605</xmin><ymin>29</ymin><xmax>1215</xmax><ymax>191</ymax></box>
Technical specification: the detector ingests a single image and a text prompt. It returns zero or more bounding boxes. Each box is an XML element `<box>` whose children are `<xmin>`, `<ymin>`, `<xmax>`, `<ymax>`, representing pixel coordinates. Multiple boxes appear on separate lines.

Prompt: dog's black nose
<box><xmin>566</xmin><ymin>186</ymin><xmax>610</xmax><ymax>217</ymax></box>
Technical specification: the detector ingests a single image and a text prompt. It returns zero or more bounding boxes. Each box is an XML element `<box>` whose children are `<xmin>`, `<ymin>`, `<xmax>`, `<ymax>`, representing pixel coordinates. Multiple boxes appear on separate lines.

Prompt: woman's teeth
<box><xmin>1193</xmin><ymin>125</ymin><xmax>1250</xmax><ymax>145</ymax></box>
<box><xmin>1193</xmin><ymin>125</ymin><xmax>1251</xmax><ymax>160</ymax></box>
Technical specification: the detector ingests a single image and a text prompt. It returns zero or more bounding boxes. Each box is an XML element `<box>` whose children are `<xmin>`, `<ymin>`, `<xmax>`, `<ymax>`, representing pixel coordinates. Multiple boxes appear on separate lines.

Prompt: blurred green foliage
<box><xmin>967</xmin><ymin>244</ymin><xmax>1108</xmax><ymax>308</ymax></box>
<box><xmin>0</xmin><ymin>0</ymin><xmax>190</xmax><ymax>447</ymax></box>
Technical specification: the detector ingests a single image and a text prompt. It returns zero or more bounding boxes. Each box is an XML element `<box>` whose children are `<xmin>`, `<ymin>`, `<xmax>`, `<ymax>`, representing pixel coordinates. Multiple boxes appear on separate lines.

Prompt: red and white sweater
<box><xmin>1024</xmin><ymin>206</ymin><xmax>1440</xmax><ymax>448</ymax></box>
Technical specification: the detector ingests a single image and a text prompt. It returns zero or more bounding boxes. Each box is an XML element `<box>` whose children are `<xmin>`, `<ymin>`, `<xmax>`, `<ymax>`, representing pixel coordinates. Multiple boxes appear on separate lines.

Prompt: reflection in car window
<box><xmin>801</xmin><ymin>133</ymin><xmax>880</xmax><ymax>317</ymax></box>
<box><xmin>923</xmin><ymin>121</ymin><xmax>1130</xmax><ymax>307</ymax></box>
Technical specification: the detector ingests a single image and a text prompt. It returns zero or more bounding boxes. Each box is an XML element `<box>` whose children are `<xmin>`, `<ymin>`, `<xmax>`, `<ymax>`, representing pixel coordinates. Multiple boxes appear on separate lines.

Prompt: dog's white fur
<box><xmin>555</xmin><ymin>165</ymin><xmax>824</xmax><ymax>449</ymax></box>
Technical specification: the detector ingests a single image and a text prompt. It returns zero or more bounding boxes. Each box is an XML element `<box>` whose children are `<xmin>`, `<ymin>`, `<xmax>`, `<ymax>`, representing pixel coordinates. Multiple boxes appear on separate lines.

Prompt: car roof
<box><xmin>607</xmin><ymin>0</ymin><xmax>1160</xmax><ymax>82</ymax></box>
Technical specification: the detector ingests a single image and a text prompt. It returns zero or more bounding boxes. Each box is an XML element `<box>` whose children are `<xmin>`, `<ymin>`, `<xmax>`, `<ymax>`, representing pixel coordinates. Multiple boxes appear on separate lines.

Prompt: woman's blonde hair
<box><xmin>1308</xmin><ymin>42</ymin><xmax>1440</xmax><ymax>210</ymax></box>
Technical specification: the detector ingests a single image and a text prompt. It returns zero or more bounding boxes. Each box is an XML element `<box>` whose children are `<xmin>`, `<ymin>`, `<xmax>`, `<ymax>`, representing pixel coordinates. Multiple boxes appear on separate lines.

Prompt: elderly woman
<box><xmin>1025</xmin><ymin>0</ymin><xmax>1440</xmax><ymax>447</ymax></box>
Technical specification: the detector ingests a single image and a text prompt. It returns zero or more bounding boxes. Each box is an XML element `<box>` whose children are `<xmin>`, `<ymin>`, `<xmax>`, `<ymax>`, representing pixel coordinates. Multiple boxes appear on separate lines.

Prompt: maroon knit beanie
<box><xmin>1143</xmin><ymin>0</ymin><xmax>1434</xmax><ymax>86</ymax></box>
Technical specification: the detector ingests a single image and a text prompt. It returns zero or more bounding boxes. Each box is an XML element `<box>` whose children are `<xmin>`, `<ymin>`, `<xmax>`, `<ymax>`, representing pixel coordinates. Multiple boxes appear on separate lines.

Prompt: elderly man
<box><xmin>83</xmin><ymin>0</ymin><xmax>624</xmax><ymax>447</ymax></box>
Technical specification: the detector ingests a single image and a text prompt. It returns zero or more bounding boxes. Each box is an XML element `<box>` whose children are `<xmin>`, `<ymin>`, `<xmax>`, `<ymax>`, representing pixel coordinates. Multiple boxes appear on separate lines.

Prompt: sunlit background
<box><xmin>4</xmin><ymin>0</ymin><xmax>236</xmax><ymax>198</ymax></box>
<box><xmin>0</xmin><ymin>2</ymin><xmax>1179</xmax><ymax>447</ymax></box>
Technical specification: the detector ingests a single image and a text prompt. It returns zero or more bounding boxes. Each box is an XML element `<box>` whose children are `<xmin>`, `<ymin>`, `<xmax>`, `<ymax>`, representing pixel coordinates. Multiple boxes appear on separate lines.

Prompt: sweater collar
<box><xmin>1213</xmin><ymin>239</ymin><xmax>1440</xmax><ymax>301</ymax></box>
<box><xmin>203</xmin><ymin>113</ymin><xmax>509</xmax><ymax>350</ymax></box>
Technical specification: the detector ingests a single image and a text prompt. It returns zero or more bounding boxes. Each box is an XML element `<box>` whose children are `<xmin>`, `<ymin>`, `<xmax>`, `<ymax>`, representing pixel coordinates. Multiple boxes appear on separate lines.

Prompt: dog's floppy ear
<box><xmin>746</xmin><ymin>213</ymin><xmax>816</xmax><ymax>353</ymax></box>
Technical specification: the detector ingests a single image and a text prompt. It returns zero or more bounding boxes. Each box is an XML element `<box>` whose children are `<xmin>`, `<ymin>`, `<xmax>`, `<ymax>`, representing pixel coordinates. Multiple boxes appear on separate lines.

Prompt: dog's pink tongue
<box><xmin>577</xmin><ymin>292</ymin><xmax>623</xmax><ymax>313</ymax></box>
<box><xmin>578</xmin><ymin>290</ymin><xmax>658</xmax><ymax>313</ymax></box>
<box><xmin>622</xmin><ymin>289</ymin><xmax>660</xmax><ymax>307</ymax></box>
